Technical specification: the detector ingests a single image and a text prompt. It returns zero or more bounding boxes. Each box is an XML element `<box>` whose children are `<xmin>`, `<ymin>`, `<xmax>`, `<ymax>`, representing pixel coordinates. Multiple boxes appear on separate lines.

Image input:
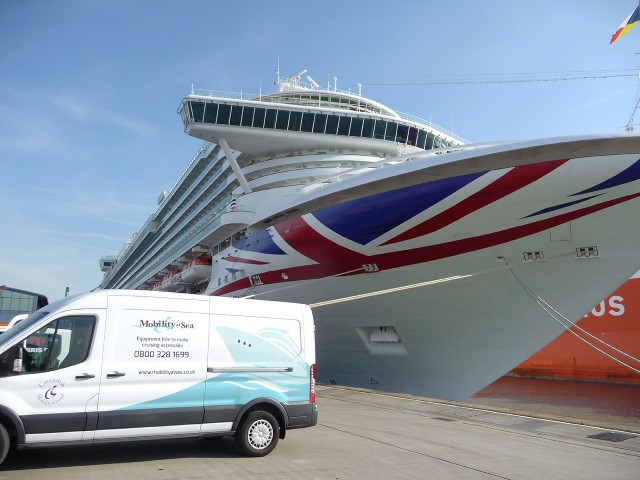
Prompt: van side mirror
<box><xmin>12</xmin><ymin>347</ymin><xmax>23</xmax><ymax>373</ymax></box>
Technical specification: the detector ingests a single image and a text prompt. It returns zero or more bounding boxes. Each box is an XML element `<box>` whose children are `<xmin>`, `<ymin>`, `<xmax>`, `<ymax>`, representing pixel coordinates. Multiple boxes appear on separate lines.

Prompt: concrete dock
<box><xmin>1</xmin><ymin>383</ymin><xmax>638</xmax><ymax>479</ymax></box>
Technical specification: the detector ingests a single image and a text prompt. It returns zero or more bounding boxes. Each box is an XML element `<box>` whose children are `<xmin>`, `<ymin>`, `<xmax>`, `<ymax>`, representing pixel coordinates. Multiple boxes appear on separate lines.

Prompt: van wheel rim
<box><xmin>248</xmin><ymin>419</ymin><xmax>273</xmax><ymax>449</ymax></box>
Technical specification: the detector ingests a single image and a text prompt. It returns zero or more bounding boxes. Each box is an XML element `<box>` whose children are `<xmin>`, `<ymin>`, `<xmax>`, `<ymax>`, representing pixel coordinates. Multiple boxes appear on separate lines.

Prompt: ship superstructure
<box><xmin>100</xmin><ymin>71</ymin><xmax>640</xmax><ymax>400</ymax></box>
<box><xmin>100</xmin><ymin>72</ymin><xmax>463</xmax><ymax>293</ymax></box>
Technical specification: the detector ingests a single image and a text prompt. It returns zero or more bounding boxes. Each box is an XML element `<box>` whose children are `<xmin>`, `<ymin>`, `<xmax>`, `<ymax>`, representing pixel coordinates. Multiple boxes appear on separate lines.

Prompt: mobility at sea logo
<box><xmin>134</xmin><ymin>316</ymin><xmax>196</xmax><ymax>333</ymax></box>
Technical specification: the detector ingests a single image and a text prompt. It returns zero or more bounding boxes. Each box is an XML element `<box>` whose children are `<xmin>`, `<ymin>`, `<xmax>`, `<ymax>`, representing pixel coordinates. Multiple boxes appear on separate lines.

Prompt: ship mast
<box><xmin>625</xmin><ymin>67</ymin><xmax>640</xmax><ymax>131</ymax></box>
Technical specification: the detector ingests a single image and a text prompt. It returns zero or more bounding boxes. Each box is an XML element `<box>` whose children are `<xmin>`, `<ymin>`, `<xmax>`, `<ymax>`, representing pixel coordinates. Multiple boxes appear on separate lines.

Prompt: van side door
<box><xmin>204</xmin><ymin>308</ymin><xmax>309</xmax><ymax>422</ymax></box>
<box><xmin>94</xmin><ymin>295</ymin><xmax>209</xmax><ymax>440</ymax></box>
<box><xmin>0</xmin><ymin>310</ymin><xmax>105</xmax><ymax>445</ymax></box>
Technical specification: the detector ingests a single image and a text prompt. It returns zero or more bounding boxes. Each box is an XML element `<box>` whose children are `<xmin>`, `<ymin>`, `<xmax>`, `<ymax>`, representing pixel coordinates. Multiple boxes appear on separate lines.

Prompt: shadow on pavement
<box><xmin>2</xmin><ymin>436</ymin><xmax>244</xmax><ymax>470</ymax></box>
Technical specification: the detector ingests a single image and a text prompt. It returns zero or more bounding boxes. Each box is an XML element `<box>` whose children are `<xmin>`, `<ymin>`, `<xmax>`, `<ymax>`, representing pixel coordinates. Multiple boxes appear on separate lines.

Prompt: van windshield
<box><xmin>0</xmin><ymin>294</ymin><xmax>81</xmax><ymax>350</ymax></box>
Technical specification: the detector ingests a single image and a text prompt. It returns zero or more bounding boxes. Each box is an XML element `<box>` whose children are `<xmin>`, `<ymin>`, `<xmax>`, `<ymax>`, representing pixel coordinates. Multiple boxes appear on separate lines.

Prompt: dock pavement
<box><xmin>1</xmin><ymin>381</ymin><xmax>638</xmax><ymax>479</ymax></box>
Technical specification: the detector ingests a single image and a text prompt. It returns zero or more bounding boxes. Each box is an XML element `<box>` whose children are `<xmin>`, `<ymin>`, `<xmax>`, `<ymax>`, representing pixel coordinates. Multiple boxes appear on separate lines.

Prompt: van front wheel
<box><xmin>0</xmin><ymin>423</ymin><xmax>10</xmax><ymax>465</ymax></box>
<box><xmin>235</xmin><ymin>411</ymin><xmax>279</xmax><ymax>457</ymax></box>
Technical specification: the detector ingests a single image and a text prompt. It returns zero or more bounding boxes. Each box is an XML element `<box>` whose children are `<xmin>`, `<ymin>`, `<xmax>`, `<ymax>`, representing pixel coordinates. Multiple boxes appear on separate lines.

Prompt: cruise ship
<box><xmin>99</xmin><ymin>70</ymin><xmax>640</xmax><ymax>400</ymax></box>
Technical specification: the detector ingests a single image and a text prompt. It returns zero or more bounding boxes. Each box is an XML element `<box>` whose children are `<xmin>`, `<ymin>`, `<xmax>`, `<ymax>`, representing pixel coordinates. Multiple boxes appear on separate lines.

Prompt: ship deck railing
<box><xmin>303</xmin><ymin>141</ymin><xmax>512</xmax><ymax>194</ymax></box>
<box><xmin>105</xmin><ymin>141</ymin><xmax>217</xmax><ymax>276</ymax></box>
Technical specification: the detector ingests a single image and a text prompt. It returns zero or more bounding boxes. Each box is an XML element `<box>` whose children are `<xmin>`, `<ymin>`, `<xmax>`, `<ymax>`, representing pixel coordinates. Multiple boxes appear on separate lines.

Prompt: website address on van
<box><xmin>139</xmin><ymin>369</ymin><xmax>196</xmax><ymax>376</ymax></box>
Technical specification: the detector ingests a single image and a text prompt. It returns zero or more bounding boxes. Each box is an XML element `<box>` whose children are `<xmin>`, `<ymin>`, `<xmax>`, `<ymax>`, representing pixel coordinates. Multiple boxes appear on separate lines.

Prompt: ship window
<box><xmin>417</xmin><ymin>130</ymin><xmax>427</xmax><ymax>149</ymax></box>
<box><xmin>396</xmin><ymin>124</ymin><xmax>408</xmax><ymax>144</ymax></box>
<box><xmin>276</xmin><ymin>110</ymin><xmax>289</xmax><ymax>130</ymax></box>
<box><xmin>385</xmin><ymin>122</ymin><xmax>398</xmax><ymax>141</ymax></box>
<box><xmin>301</xmin><ymin>112</ymin><xmax>314</xmax><ymax>132</ymax></box>
<box><xmin>325</xmin><ymin>115</ymin><xmax>339</xmax><ymax>134</ymax></box>
<box><xmin>408</xmin><ymin>127</ymin><xmax>418</xmax><ymax>146</ymax></box>
<box><xmin>337</xmin><ymin>116</ymin><xmax>351</xmax><ymax>136</ymax></box>
<box><xmin>350</xmin><ymin>117</ymin><xmax>363</xmax><ymax>137</ymax></box>
<box><xmin>241</xmin><ymin>106</ymin><xmax>254</xmax><ymax>127</ymax></box>
<box><xmin>217</xmin><ymin>104</ymin><xmax>231</xmax><ymax>125</ymax></box>
<box><xmin>313</xmin><ymin>113</ymin><xmax>327</xmax><ymax>133</ymax></box>
<box><xmin>362</xmin><ymin>118</ymin><xmax>374</xmax><ymax>138</ymax></box>
<box><xmin>190</xmin><ymin>101</ymin><xmax>204</xmax><ymax>123</ymax></box>
<box><xmin>374</xmin><ymin>120</ymin><xmax>386</xmax><ymax>139</ymax></box>
<box><xmin>204</xmin><ymin>103</ymin><xmax>218</xmax><ymax>124</ymax></box>
<box><xmin>289</xmin><ymin>111</ymin><xmax>302</xmax><ymax>131</ymax></box>
<box><xmin>253</xmin><ymin>107</ymin><xmax>266</xmax><ymax>128</ymax></box>
<box><xmin>230</xmin><ymin>105</ymin><xmax>242</xmax><ymax>126</ymax></box>
<box><xmin>426</xmin><ymin>132</ymin><xmax>434</xmax><ymax>149</ymax></box>
<box><xmin>264</xmin><ymin>109</ymin><xmax>277</xmax><ymax>128</ymax></box>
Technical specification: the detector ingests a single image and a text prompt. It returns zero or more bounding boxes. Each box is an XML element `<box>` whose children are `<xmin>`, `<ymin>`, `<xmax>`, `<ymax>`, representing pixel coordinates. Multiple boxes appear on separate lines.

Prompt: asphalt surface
<box><xmin>1</xmin><ymin>381</ymin><xmax>638</xmax><ymax>479</ymax></box>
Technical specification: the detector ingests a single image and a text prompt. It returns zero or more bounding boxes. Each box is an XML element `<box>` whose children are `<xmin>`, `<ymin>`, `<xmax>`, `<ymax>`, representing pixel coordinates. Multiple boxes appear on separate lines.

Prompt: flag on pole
<box><xmin>611</xmin><ymin>5</ymin><xmax>640</xmax><ymax>44</ymax></box>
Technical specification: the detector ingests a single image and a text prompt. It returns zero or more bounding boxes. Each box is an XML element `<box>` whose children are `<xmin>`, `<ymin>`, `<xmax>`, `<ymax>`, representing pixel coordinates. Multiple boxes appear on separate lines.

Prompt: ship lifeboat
<box><xmin>180</xmin><ymin>257</ymin><xmax>212</xmax><ymax>285</ymax></box>
<box><xmin>157</xmin><ymin>271</ymin><xmax>180</xmax><ymax>292</ymax></box>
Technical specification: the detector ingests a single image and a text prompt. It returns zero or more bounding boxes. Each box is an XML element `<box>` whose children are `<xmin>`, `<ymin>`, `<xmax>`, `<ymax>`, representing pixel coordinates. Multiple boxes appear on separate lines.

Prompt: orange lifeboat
<box><xmin>180</xmin><ymin>257</ymin><xmax>212</xmax><ymax>285</ymax></box>
<box><xmin>156</xmin><ymin>271</ymin><xmax>179</xmax><ymax>292</ymax></box>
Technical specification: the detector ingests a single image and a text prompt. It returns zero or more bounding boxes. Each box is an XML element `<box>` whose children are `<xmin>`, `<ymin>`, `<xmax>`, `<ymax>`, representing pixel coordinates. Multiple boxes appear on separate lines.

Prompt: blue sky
<box><xmin>1</xmin><ymin>0</ymin><xmax>639</xmax><ymax>302</ymax></box>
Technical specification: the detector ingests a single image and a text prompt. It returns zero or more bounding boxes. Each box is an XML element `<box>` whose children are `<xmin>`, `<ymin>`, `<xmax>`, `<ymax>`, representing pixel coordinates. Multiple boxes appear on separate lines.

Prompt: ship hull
<box><xmin>99</xmin><ymin>128</ymin><xmax>640</xmax><ymax>400</ymax></box>
<box><xmin>210</xmin><ymin>152</ymin><xmax>640</xmax><ymax>400</ymax></box>
<box><xmin>242</xmin><ymin>205</ymin><xmax>640</xmax><ymax>400</ymax></box>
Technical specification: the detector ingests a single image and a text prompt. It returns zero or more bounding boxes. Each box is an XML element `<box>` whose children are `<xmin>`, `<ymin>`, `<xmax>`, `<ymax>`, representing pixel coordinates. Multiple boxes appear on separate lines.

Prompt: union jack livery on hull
<box><xmin>100</xmin><ymin>70</ymin><xmax>640</xmax><ymax>400</ymax></box>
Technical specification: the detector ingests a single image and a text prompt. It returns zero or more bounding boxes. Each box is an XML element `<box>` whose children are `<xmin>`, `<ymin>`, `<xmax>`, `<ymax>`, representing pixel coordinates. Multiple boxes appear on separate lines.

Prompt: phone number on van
<box><xmin>133</xmin><ymin>351</ymin><xmax>190</xmax><ymax>358</ymax></box>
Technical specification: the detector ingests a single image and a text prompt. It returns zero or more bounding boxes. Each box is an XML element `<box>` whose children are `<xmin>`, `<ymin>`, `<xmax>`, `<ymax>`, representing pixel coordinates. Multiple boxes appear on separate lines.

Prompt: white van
<box><xmin>0</xmin><ymin>290</ymin><xmax>317</xmax><ymax>464</ymax></box>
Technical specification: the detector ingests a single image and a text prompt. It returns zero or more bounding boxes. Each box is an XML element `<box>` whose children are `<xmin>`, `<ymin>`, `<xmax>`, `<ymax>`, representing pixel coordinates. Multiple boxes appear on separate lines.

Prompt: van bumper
<box><xmin>285</xmin><ymin>402</ymin><xmax>318</xmax><ymax>429</ymax></box>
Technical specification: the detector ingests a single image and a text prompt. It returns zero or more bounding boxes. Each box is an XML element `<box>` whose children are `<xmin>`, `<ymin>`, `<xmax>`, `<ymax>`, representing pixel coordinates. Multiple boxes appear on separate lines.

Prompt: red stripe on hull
<box><xmin>382</xmin><ymin>159</ymin><xmax>568</xmax><ymax>245</ymax></box>
<box><xmin>212</xmin><ymin>191</ymin><xmax>640</xmax><ymax>297</ymax></box>
<box><xmin>222</xmin><ymin>256</ymin><xmax>269</xmax><ymax>265</ymax></box>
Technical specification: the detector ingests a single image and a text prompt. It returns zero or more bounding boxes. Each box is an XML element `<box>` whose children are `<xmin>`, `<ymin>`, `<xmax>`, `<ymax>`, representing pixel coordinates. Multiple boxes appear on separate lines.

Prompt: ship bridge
<box><xmin>179</xmin><ymin>88</ymin><xmax>463</xmax><ymax>157</ymax></box>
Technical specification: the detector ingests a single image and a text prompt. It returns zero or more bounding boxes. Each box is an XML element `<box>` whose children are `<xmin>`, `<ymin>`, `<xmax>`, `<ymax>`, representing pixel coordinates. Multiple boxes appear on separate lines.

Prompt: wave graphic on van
<box><xmin>219</xmin><ymin>377</ymin><xmax>300</xmax><ymax>393</ymax></box>
<box><xmin>207</xmin><ymin>370</ymin><xmax>309</xmax><ymax>405</ymax></box>
<box><xmin>258</xmin><ymin>327</ymin><xmax>303</xmax><ymax>357</ymax></box>
<box><xmin>217</xmin><ymin>326</ymin><xmax>306</xmax><ymax>367</ymax></box>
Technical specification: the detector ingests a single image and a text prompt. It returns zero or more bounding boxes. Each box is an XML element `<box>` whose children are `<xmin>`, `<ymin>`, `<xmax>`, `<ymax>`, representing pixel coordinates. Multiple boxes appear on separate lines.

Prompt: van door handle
<box><xmin>106</xmin><ymin>372</ymin><xmax>126</xmax><ymax>378</ymax></box>
<box><xmin>75</xmin><ymin>373</ymin><xmax>96</xmax><ymax>380</ymax></box>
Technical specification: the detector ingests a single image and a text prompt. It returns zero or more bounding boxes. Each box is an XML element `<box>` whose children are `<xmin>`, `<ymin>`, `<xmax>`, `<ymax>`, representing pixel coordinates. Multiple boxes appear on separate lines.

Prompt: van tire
<box><xmin>235</xmin><ymin>411</ymin><xmax>279</xmax><ymax>457</ymax></box>
<box><xmin>0</xmin><ymin>423</ymin><xmax>9</xmax><ymax>466</ymax></box>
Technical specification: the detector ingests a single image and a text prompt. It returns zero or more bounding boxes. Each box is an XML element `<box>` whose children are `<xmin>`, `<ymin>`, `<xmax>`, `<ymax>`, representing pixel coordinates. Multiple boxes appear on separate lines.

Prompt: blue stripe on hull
<box><xmin>311</xmin><ymin>171</ymin><xmax>486</xmax><ymax>245</ymax></box>
<box><xmin>573</xmin><ymin>158</ymin><xmax>640</xmax><ymax>195</ymax></box>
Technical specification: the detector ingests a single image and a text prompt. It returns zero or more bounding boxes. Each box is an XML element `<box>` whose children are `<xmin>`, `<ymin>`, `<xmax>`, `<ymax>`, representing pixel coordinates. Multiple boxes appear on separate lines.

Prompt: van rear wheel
<box><xmin>235</xmin><ymin>411</ymin><xmax>279</xmax><ymax>457</ymax></box>
<box><xmin>0</xmin><ymin>423</ymin><xmax>10</xmax><ymax>465</ymax></box>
